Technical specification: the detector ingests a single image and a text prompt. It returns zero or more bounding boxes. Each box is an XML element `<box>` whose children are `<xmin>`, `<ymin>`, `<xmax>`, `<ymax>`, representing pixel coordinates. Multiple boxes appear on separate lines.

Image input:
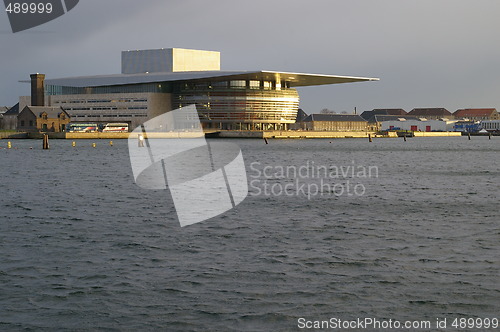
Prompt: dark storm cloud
<box><xmin>1</xmin><ymin>0</ymin><xmax>500</xmax><ymax>113</ymax></box>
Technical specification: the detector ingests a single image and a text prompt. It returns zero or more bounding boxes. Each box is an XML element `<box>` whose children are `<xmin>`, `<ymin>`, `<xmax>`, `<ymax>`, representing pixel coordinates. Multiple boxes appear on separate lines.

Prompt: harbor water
<box><xmin>0</xmin><ymin>137</ymin><xmax>498</xmax><ymax>331</ymax></box>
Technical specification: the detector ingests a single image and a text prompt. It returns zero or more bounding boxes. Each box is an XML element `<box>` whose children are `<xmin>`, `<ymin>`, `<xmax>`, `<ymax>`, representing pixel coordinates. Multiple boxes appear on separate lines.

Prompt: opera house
<box><xmin>29</xmin><ymin>48</ymin><xmax>378</xmax><ymax>130</ymax></box>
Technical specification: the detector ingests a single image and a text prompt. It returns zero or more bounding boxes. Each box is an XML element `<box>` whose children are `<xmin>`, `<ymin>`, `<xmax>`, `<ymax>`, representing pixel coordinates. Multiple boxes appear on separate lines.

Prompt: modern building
<box><xmin>481</xmin><ymin>120</ymin><xmax>500</xmax><ymax>132</ymax></box>
<box><xmin>300</xmin><ymin>114</ymin><xmax>368</xmax><ymax>131</ymax></box>
<box><xmin>24</xmin><ymin>48</ymin><xmax>378</xmax><ymax>131</ymax></box>
<box><xmin>453</xmin><ymin>108</ymin><xmax>499</xmax><ymax>121</ymax></box>
<box><xmin>408</xmin><ymin>108</ymin><xmax>453</xmax><ymax>120</ymax></box>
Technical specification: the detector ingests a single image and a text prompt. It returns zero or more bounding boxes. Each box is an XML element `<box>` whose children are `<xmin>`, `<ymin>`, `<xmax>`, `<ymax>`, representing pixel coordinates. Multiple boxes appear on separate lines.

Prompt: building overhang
<box><xmin>39</xmin><ymin>70</ymin><xmax>378</xmax><ymax>88</ymax></box>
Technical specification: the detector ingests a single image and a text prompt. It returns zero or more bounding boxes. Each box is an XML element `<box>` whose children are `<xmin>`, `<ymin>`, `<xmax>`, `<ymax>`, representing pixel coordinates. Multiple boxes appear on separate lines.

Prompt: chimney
<box><xmin>30</xmin><ymin>73</ymin><xmax>45</xmax><ymax>106</ymax></box>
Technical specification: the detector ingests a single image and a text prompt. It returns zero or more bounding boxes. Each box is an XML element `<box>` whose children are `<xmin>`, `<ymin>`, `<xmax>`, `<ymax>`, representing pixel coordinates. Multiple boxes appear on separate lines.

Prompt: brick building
<box><xmin>18</xmin><ymin>106</ymin><xmax>70</xmax><ymax>132</ymax></box>
<box><xmin>453</xmin><ymin>108</ymin><xmax>499</xmax><ymax>121</ymax></box>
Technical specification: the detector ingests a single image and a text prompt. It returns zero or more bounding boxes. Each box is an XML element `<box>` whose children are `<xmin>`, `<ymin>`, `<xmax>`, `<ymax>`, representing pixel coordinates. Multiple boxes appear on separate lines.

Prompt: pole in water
<box><xmin>264</xmin><ymin>137</ymin><xmax>269</xmax><ymax>145</ymax></box>
<box><xmin>43</xmin><ymin>134</ymin><xmax>49</xmax><ymax>150</ymax></box>
<box><xmin>403</xmin><ymin>134</ymin><xmax>407</xmax><ymax>142</ymax></box>
<box><xmin>368</xmin><ymin>134</ymin><xmax>372</xmax><ymax>143</ymax></box>
<box><xmin>468</xmin><ymin>132</ymin><xmax>471</xmax><ymax>140</ymax></box>
<box><xmin>138</xmin><ymin>134</ymin><xmax>145</xmax><ymax>147</ymax></box>
<box><xmin>489</xmin><ymin>133</ymin><xmax>492</xmax><ymax>140</ymax></box>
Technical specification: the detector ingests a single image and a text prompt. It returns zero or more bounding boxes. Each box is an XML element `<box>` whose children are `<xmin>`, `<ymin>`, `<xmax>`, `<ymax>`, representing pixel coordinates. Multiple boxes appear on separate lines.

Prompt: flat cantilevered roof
<box><xmin>43</xmin><ymin>70</ymin><xmax>378</xmax><ymax>88</ymax></box>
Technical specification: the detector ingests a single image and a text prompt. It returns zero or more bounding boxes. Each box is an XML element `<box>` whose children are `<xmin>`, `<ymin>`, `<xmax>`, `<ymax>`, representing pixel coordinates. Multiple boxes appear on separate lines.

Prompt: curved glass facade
<box><xmin>45</xmin><ymin>79</ymin><xmax>301</xmax><ymax>130</ymax></box>
<box><xmin>173</xmin><ymin>82</ymin><xmax>300</xmax><ymax>130</ymax></box>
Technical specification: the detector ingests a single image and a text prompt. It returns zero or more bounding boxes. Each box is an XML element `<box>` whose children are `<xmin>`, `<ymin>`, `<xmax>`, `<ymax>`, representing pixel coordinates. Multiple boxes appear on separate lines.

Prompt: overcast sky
<box><xmin>1</xmin><ymin>0</ymin><xmax>500</xmax><ymax>114</ymax></box>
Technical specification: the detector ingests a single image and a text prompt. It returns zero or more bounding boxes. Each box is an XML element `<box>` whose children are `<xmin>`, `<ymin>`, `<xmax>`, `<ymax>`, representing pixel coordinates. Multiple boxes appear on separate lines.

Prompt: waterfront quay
<box><xmin>1</xmin><ymin>130</ymin><xmax>465</xmax><ymax>140</ymax></box>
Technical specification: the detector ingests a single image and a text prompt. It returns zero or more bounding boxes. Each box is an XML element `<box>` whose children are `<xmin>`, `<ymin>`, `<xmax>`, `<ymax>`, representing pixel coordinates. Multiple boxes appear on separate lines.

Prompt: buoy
<box><xmin>72</xmin><ymin>141</ymin><xmax>76</xmax><ymax>147</ymax></box>
<box><xmin>7</xmin><ymin>141</ymin><xmax>12</xmax><ymax>149</ymax></box>
<box><xmin>92</xmin><ymin>143</ymin><xmax>96</xmax><ymax>148</ymax></box>
<box><xmin>138</xmin><ymin>134</ymin><xmax>145</xmax><ymax>147</ymax></box>
<box><xmin>109</xmin><ymin>141</ymin><xmax>113</xmax><ymax>146</ymax></box>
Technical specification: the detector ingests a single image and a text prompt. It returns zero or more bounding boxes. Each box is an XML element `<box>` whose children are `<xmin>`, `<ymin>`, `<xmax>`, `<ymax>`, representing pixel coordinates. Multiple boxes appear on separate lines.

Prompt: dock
<box><xmin>0</xmin><ymin>130</ymin><xmax>479</xmax><ymax>140</ymax></box>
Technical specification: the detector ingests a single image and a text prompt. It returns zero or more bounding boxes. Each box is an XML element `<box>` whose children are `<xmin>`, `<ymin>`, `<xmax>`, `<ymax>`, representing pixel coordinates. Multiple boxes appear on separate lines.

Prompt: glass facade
<box><xmin>46</xmin><ymin>83</ymin><xmax>171</xmax><ymax>96</ymax></box>
<box><xmin>173</xmin><ymin>80</ymin><xmax>299</xmax><ymax>130</ymax></box>
<box><xmin>46</xmin><ymin>78</ymin><xmax>300</xmax><ymax>131</ymax></box>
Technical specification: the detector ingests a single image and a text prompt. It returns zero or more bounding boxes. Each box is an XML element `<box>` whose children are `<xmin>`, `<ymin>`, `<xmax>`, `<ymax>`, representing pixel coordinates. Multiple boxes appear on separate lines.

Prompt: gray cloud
<box><xmin>1</xmin><ymin>0</ymin><xmax>500</xmax><ymax>113</ymax></box>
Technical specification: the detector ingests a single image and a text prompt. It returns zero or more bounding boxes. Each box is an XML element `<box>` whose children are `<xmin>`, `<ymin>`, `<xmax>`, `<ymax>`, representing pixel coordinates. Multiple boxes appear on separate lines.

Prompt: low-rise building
<box><xmin>0</xmin><ymin>106</ymin><xmax>8</xmax><ymax>129</ymax></box>
<box><xmin>408</xmin><ymin>108</ymin><xmax>453</xmax><ymax>120</ymax></box>
<box><xmin>360</xmin><ymin>108</ymin><xmax>407</xmax><ymax>121</ymax></box>
<box><xmin>481</xmin><ymin>120</ymin><xmax>500</xmax><ymax>132</ymax></box>
<box><xmin>17</xmin><ymin>106</ymin><xmax>37</xmax><ymax>131</ymax></box>
<box><xmin>453</xmin><ymin>108</ymin><xmax>499</xmax><ymax>121</ymax></box>
<box><xmin>2</xmin><ymin>103</ymin><xmax>19</xmax><ymax>130</ymax></box>
<box><xmin>300</xmin><ymin>114</ymin><xmax>368</xmax><ymax>131</ymax></box>
<box><xmin>381</xmin><ymin>118</ymin><xmax>455</xmax><ymax>132</ymax></box>
<box><xmin>366</xmin><ymin>115</ymin><xmax>418</xmax><ymax>131</ymax></box>
<box><xmin>18</xmin><ymin>106</ymin><xmax>70</xmax><ymax>132</ymax></box>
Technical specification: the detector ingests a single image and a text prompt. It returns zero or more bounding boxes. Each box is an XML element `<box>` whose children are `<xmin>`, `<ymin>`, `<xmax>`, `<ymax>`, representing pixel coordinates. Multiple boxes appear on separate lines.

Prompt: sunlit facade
<box><xmin>32</xmin><ymin>48</ymin><xmax>377</xmax><ymax>130</ymax></box>
<box><xmin>173</xmin><ymin>81</ymin><xmax>299</xmax><ymax>130</ymax></box>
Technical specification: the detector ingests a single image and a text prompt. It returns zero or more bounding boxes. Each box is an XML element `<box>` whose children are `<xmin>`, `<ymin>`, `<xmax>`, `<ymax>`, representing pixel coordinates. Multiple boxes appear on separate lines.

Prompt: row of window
<box><xmin>64</xmin><ymin>107</ymin><xmax>147</xmax><ymax>111</ymax></box>
<box><xmin>47</xmin><ymin>79</ymin><xmax>293</xmax><ymax>97</ymax></box>
<box><xmin>55</xmin><ymin>99</ymin><xmax>148</xmax><ymax>104</ymax></box>
<box><xmin>482</xmin><ymin>121</ymin><xmax>500</xmax><ymax>130</ymax></box>
<box><xmin>46</xmin><ymin>83</ymin><xmax>167</xmax><ymax>96</ymax></box>
<box><xmin>179</xmin><ymin>80</ymin><xmax>291</xmax><ymax>91</ymax></box>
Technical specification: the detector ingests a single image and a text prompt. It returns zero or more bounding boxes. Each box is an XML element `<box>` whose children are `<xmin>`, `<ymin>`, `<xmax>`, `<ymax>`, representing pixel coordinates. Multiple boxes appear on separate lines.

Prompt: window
<box><xmin>21</xmin><ymin>120</ymin><xmax>25</xmax><ymax>127</ymax></box>
<box><xmin>249</xmin><ymin>80</ymin><xmax>260</xmax><ymax>89</ymax></box>
<box><xmin>230</xmin><ymin>80</ymin><xmax>246</xmax><ymax>89</ymax></box>
<box><xmin>212</xmin><ymin>81</ymin><xmax>227</xmax><ymax>89</ymax></box>
<box><xmin>194</xmin><ymin>83</ymin><xmax>208</xmax><ymax>90</ymax></box>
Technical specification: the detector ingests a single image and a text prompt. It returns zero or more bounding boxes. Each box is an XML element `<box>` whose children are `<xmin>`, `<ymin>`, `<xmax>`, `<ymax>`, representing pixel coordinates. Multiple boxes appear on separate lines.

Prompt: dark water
<box><xmin>0</xmin><ymin>137</ymin><xmax>498</xmax><ymax>331</ymax></box>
